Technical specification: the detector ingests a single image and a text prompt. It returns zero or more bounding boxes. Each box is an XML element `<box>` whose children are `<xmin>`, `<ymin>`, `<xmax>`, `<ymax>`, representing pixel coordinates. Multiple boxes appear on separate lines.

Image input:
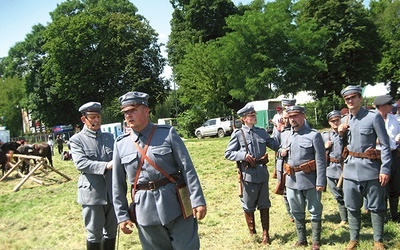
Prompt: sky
<box><xmin>0</xmin><ymin>0</ymin><xmax>370</xmax><ymax>78</ymax></box>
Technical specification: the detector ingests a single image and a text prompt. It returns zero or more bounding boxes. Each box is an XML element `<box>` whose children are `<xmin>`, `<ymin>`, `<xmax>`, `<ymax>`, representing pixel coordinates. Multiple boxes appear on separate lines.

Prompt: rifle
<box><xmin>237</xmin><ymin>161</ymin><xmax>244</xmax><ymax>198</ymax></box>
<box><xmin>274</xmin><ymin>131</ymin><xmax>290</xmax><ymax>195</ymax></box>
<box><xmin>337</xmin><ymin>111</ymin><xmax>350</xmax><ymax>188</ymax></box>
<box><xmin>274</xmin><ymin>157</ymin><xmax>286</xmax><ymax>195</ymax></box>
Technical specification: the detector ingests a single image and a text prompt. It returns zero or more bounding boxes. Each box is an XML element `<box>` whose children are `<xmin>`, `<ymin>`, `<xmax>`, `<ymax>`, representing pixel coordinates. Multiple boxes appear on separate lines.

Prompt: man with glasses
<box><xmin>225</xmin><ymin>105</ymin><xmax>279</xmax><ymax>245</ymax></box>
<box><xmin>322</xmin><ymin>110</ymin><xmax>347</xmax><ymax>227</ymax></box>
<box><xmin>338</xmin><ymin>86</ymin><xmax>391</xmax><ymax>250</ymax></box>
<box><xmin>70</xmin><ymin>102</ymin><xmax>117</xmax><ymax>250</ymax></box>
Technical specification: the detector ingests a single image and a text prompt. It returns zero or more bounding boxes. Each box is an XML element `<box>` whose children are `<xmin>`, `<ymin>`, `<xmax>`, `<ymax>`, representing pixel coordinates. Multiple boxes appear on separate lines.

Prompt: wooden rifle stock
<box><xmin>237</xmin><ymin>161</ymin><xmax>243</xmax><ymax>198</ymax></box>
<box><xmin>274</xmin><ymin>172</ymin><xmax>286</xmax><ymax>195</ymax></box>
<box><xmin>337</xmin><ymin>112</ymin><xmax>350</xmax><ymax>188</ymax></box>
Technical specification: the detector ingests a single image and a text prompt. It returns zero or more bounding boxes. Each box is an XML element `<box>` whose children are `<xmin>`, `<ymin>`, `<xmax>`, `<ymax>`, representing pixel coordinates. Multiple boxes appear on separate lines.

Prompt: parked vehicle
<box><xmin>195</xmin><ymin>117</ymin><xmax>239</xmax><ymax>139</ymax></box>
<box><xmin>246</xmin><ymin>99</ymin><xmax>282</xmax><ymax>133</ymax></box>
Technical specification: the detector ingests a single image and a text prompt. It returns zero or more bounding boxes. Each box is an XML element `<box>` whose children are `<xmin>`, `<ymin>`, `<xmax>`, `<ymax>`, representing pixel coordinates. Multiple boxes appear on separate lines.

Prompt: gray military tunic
<box><xmin>322</xmin><ymin>129</ymin><xmax>346</xmax><ymax>204</ymax></box>
<box><xmin>279</xmin><ymin>123</ymin><xmax>326</xmax><ymax>220</ymax></box>
<box><xmin>225</xmin><ymin>125</ymin><xmax>278</xmax><ymax>211</ymax></box>
<box><xmin>70</xmin><ymin>125</ymin><xmax>117</xmax><ymax>242</ymax></box>
<box><xmin>342</xmin><ymin>107</ymin><xmax>391</xmax><ymax>211</ymax></box>
<box><xmin>112</xmin><ymin>123</ymin><xmax>206</xmax><ymax>249</ymax></box>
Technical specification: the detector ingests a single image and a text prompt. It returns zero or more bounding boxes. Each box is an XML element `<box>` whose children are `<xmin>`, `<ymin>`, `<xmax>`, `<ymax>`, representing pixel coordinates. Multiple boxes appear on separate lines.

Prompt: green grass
<box><xmin>1</xmin><ymin>139</ymin><xmax>400</xmax><ymax>249</ymax></box>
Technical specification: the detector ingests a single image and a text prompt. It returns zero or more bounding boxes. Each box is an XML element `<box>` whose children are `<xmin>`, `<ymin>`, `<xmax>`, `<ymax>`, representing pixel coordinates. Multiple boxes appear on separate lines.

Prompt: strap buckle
<box><xmin>148</xmin><ymin>181</ymin><xmax>156</xmax><ymax>190</ymax></box>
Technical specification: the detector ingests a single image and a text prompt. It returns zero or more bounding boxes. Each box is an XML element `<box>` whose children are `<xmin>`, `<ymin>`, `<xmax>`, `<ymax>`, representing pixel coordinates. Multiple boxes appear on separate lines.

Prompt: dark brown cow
<box><xmin>0</xmin><ymin>149</ymin><xmax>9</xmax><ymax>177</ymax></box>
<box><xmin>16</xmin><ymin>143</ymin><xmax>53</xmax><ymax>173</ymax></box>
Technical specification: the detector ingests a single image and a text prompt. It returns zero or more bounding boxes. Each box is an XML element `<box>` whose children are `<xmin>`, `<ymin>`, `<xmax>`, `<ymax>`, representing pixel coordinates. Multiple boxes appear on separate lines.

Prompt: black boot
<box><xmin>86</xmin><ymin>241</ymin><xmax>100</xmax><ymax>250</ymax></box>
<box><xmin>260</xmin><ymin>208</ymin><xmax>270</xmax><ymax>245</ymax></box>
<box><xmin>244</xmin><ymin>212</ymin><xmax>256</xmax><ymax>235</ymax></box>
<box><xmin>389</xmin><ymin>196</ymin><xmax>399</xmax><ymax>221</ymax></box>
<box><xmin>101</xmin><ymin>238</ymin><xmax>116</xmax><ymax>250</ymax></box>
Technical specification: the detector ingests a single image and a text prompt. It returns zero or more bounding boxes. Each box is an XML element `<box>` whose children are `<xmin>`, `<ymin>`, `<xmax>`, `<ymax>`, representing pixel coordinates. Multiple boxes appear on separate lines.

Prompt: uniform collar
<box><xmin>131</xmin><ymin>122</ymin><xmax>154</xmax><ymax>142</ymax></box>
<box><xmin>82</xmin><ymin>125</ymin><xmax>102</xmax><ymax>138</ymax></box>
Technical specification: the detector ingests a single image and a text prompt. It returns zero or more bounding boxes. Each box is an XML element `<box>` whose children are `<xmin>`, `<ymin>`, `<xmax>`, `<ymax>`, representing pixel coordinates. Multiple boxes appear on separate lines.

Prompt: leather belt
<box><xmin>348</xmin><ymin>151</ymin><xmax>369</xmax><ymax>159</ymax></box>
<box><xmin>135</xmin><ymin>175</ymin><xmax>180</xmax><ymax>190</ymax></box>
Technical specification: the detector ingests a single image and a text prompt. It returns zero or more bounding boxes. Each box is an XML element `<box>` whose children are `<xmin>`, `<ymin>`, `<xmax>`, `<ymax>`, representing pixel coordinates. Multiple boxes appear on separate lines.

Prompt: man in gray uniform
<box><xmin>70</xmin><ymin>102</ymin><xmax>117</xmax><ymax>250</ymax></box>
<box><xmin>338</xmin><ymin>86</ymin><xmax>391</xmax><ymax>250</ymax></box>
<box><xmin>112</xmin><ymin>91</ymin><xmax>207</xmax><ymax>250</ymax></box>
<box><xmin>225</xmin><ymin>104</ymin><xmax>278</xmax><ymax>245</ymax></box>
<box><xmin>279</xmin><ymin>105</ymin><xmax>326</xmax><ymax>250</ymax></box>
<box><xmin>322</xmin><ymin>110</ymin><xmax>347</xmax><ymax>226</ymax></box>
<box><xmin>373</xmin><ymin>95</ymin><xmax>400</xmax><ymax>222</ymax></box>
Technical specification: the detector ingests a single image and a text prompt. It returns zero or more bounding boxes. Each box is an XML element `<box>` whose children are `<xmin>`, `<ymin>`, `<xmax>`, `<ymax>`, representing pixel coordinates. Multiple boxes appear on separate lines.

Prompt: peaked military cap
<box><xmin>373</xmin><ymin>95</ymin><xmax>393</xmax><ymax>107</ymax></box>
<box><xmin>119</xmin><ymin>91</ymin><xmax>149</xmax><ymax>112</ymax></box>
<box><xmin>78</xmin><ymin>102</ymin><xmax>102</xmax><ymax>114</ymax></box>
<box><xmin>237</xmin><ymin>105</ymin><xmax>255</xmax><ymax>117</ymax></box>
<box><xmin>340</xmin><ymin>85</ymin><xmax>362</xmax><ymax>97</ymax></box>
<box><xmin>286</xmin><ymin>105</ymin><xmax>305</xmax><ymax>114</ymax></box>
<box><xmin>282</xmin><ymin>98</ymin><xmax>296</xmax><ymax>107</ymax></box>
<box><xmin>326</xmin><ymin>110</ymin><xmax>341</xmax><ymax>120</ymax></box>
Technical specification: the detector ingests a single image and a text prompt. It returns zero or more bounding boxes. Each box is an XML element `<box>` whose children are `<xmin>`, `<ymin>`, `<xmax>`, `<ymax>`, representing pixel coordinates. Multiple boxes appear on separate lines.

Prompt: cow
<box><xmin>0</xmin><ymin>149</ymin><xmax>10</xmax><ymax>177</ymax></box>
<box><xmin>16</xmin><ymin>143</ymin><xmax>53</xmax><ymax>173</ymax></box>
<box><xmin>0</xmin><ymin>141</ymin><xmax>22</xmax><ymax>154</ymax></box>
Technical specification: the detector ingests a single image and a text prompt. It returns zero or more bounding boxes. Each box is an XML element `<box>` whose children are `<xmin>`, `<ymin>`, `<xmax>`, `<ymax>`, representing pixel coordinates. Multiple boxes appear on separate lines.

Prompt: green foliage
<box><xmin>302</xmin><ymin>94</ymin><xmax>345</xmax><ymax>129</ymax></box>
<box><xmin>371</xmin><ymin>0</ymin><xmax>400</xmax><ymax>98</ymax></box>
<box><xmin>0</xmin><ymin>77</ymin><xmax>26</xmax><ymax>136</ymax></box>
<box><xmin>2</xmin><ymin>0</ymin><xmax>168</xmax><ymax>129</ymax></box>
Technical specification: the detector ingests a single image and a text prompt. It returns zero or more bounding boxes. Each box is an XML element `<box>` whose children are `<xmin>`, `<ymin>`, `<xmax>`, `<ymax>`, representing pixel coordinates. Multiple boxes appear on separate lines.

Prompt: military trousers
<box><xmin>137</xmin><ymin>214</ymin><xmax>200</xmax><ymax>250</ymax></box>
<box><xmin>286</xmin><ymin>187</ymin><xmax>323</xmax><ymax>221</ymax></box>
<box><xmin>241</xmin><ymin>180</ymin><xmax>271</xmax><ymax>212</ymax></box>
<box><xmin>82</xmin><ymin>200</ymin><xmax>118</xmax><ymax>243</ymax></box>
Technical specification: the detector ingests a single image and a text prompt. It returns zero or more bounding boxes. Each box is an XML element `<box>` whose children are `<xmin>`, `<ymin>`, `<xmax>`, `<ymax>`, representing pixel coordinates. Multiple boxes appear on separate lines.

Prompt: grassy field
<box><xmin>1</xmin><ymin>137</ymin><xmax>400</xmax><ymax>250</ymax></box>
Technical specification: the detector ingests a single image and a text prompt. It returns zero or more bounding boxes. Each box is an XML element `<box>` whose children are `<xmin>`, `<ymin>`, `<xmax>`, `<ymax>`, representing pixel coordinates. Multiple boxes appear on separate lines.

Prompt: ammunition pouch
<box><xmin>348</xmin><ymin>148</ymin><xmax>380</xmax><ymax>161</ymax></box>
<box><xmin>283</xmin><ymin>160</ymin><xmax>316</xmax><ymax>176</ymax></box>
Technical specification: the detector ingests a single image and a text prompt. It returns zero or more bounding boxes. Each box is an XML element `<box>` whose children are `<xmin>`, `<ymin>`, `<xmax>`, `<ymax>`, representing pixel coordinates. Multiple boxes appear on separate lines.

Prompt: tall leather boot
<box><xmin>294</xmin><ymin>219</ymin><xmax>307</xmax><ymax>246</ymax></box>
<box><xmin>311</xmin><ymin>220</ymin><xmax>322</xmax><ymax>250</ymax></box>
<box><xmin>260</xmin><ymin>208</ymin><xmax>270</xmax><ymax>245</ymax></box>
<box><xmin>101</xmin><ymin>238</ymin><xmax>116</xmax><ymax>250</ymax></box>
<box><xmin>86</xmin><ymin>241</ymin><xmax>100</xmax><ymax>250</ymax></box>
<box><xmin>244</xmin><ymin>212</ymin><xmax>256</xmax><ymax>236</ymax></box>
<box><xmin>388</xmin><ymin>196</ymin><xmax>399</xmax><ymax>221</ymax></box>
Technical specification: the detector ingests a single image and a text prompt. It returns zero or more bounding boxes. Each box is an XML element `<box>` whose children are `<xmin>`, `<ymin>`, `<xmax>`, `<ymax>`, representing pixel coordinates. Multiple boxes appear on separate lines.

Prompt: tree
<box><xmin>295</xmin><ymin>0</ymin><xmax>381</xmax><ymax>97</ymax></box>
<box><xmin>0</xmin><ymin>77</ymin><xmax>26</xmax><ymax>137</ymax></box>
<box><xmin>168</xmin><ymin>0</ymin><xmax>239</xmax><ymax>74</ymax></box>
<box><xmin>3</xmin><ymin>0</ymin><xmax>168</xmax><ymax>128</ymax></box>
<box><xmin>370</xmin><ymin>0</ymin><xmax>400</xmax><ymax>98</ymax></box>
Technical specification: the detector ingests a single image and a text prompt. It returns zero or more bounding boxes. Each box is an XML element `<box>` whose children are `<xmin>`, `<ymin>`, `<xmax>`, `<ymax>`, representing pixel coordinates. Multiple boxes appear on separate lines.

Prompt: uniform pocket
<box><xmin>121</xmin><ymin>152</ymin><xmax>138</xmax><ymax>165</ymax></box>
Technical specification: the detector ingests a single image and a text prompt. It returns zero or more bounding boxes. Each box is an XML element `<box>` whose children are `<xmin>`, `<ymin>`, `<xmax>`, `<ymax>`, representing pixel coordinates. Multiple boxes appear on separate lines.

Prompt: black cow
<box><xmin>0</xmin><ymin>149</ymin><xmax>9</xmax><ymax>177</ymax></box>
<box><xmin>16</xmin><ymin>143</ymin><xmax>53</xmax><ymax>173</ymax></box>
<box><xmin>0</xmin><ymin>141</ymin><xmax>22</xmax><ymax>154</ymax></box>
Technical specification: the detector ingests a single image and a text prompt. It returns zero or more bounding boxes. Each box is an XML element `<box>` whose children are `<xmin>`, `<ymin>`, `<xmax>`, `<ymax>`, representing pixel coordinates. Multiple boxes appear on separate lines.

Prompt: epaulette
<box><xmin>322</xmin><ymin>131</ymin><xmax>328</xmax><ymax>134</ymax></box>
<box><xmin>116</xmin><ymin>133</ymin><xmax>130</xmax><ymax>142</ymax></box>
<box><xmin>369</xmin><ymin>109</ymin><xmax>377</xmax><ymax>114</ymax></box>
<box><xmin>233</xmin><ymin>128</ymin><xmax>241</xmax><ymax>134</ymax></box>
<box><xmin>156</xmin><ymin>124</ymin><xmax>172</xmax><ymax>129</ymax></box>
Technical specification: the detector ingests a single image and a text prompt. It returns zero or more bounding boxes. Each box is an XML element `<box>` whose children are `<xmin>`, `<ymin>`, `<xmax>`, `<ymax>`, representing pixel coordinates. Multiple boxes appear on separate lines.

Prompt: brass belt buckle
<box><xmin>148</xmin><ymin>181</ymin><xmax>156</xmax><ymax>190</ymax></box>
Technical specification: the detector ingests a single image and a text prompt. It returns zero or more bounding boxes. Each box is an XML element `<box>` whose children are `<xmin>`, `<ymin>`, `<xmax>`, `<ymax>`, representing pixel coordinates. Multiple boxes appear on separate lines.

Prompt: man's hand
<box><xmin>245</xmin><ymin>154</ymin><xmax>256</xmax><ymax>167</ymax></box>
<box><xmin>316</xmin><ymin>186</ymin><xmax>325</xmax><ymax>192</ymax></box>
<box><xmin>379</xmin><ymin>173</ymin><xmax>390</xmax><ymax>187</ymax></box>
<box><xmin>193</xmin><ymin>205</ymin><xmax>207</xmax><ymax>220</ymax></box>
<box><xmin>106</xmin><ymin>161</ymin><xmax>113</xmax><ymax>170</ymax></box>
<box><xmin>119</xmin><ymin>220</ymin><xmax>135</xmax><ymax>234</ymax></box>
<box><xmin>281</xmin><ymin>149</ymin><xmax>288</xmax><ymax>157</ymax></box>
<box><xmin>338</xmin><ymin>124</ymin><xmax>349</xmax><ymax>137</ymax></box>
<box><xmin>325</xmin><ymin>141</ymin><xmax>332</xmax><ymax>149</ymax></box>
